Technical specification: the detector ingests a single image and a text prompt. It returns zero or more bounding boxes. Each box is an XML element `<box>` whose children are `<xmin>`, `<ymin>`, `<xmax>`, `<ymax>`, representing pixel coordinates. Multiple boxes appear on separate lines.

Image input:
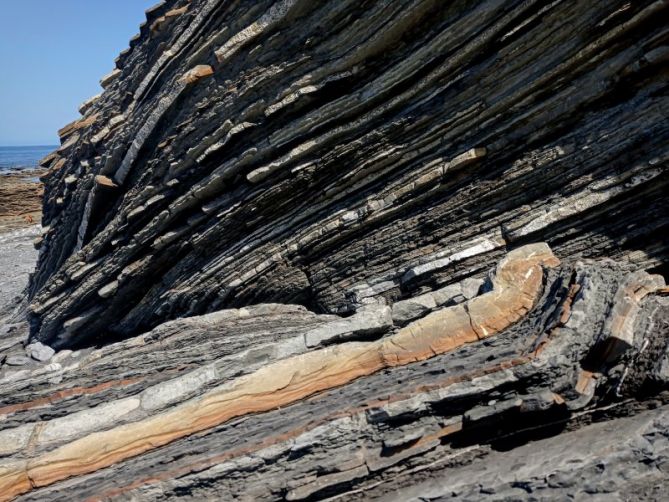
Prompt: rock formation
<box><xmin>29</xmin><ymin>0</ymin><xmax>668</xmax><ymax>348</ymax></box>
<box><xmin>2</xmin><ymin>244</ymin><xmax>669</xmax><ymax>500</ymax></box>
<box><xmin>0</xmin><ymin>170</ymin><xmax>43</xmax><ymax>233</ymax></box>
<box><xmin>0</xmin><ymin>0</ymin><xmax>668</xmax><ymax>500</ymax></box>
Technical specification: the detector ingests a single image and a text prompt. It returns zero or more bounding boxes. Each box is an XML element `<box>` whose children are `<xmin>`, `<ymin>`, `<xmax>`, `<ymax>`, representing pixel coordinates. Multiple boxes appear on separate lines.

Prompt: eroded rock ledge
<box><xmin>1</xmin><ymin>244</ymin><xmax>669</xmax><ymax>500</ymax></box>
<box><xmin>29</xmin><ymin>0</ymin><xmax>668</xmax><ymax>348</ymax></box>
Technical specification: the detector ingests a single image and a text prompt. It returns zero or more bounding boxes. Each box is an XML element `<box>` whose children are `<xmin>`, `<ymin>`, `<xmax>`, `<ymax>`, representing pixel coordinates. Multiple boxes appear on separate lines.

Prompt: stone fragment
<box><xmin>25</xmin><ymin>341</ymin><xmax>55</xmax><ymax>362</ymax></box>
<box><xmin>382</xmin><ymin>425</ymin><xmax>430</xmax><ymax>449</ymax></box>
<box><xmin>109</xmin><ymin>114</ymin><xmax>125</xmax><ymax>127</ymax></box>
<box><xmin>91</xmin><ymin>126</ymin><xmax>111</xmax><ymax>144</ymax></box>
<box><xmin>392</xmin><ymin>294</ymin><xmax>436</xmax><ymax>324</ymax></box>
<box><xmin>94</xmin><ymin>175</ymin><xmax>118</xmax><ymax>188</ymax></box>
<box><xmin>78</xmin><ymin>93</ymin><xmax>101</xmax><ymax>115</ymax></box>
<box><xmin>464</xmin><ymin>397</ymin><xmax>523</xmax><ymax>424</ymax></box>
<box><xmin>520</xmin><ymin>391</ymin><xmax>563</xmax><ymax>413</ymax></box>
<box><xmin>57</xmin><ymin>114</ymin><xmax>98</xmax><ymax>139</ymax></box>
<box><xmin>461</xmin><ymin>277</ymin><xmax>484</xmax><ymax>299</ymax></box>
<box><xmin>98</xmin><ymin>280</ymin><xmax>119</xmax><ymax>298</ymax></box>
<box><xmin>38</xmin><ymin>151</ymin><xmax>59</xmax><ymax>167</ymax></box>
<box><xmin>180</xmin><ymin>65</ymin><xmax>214</xmax><ymax>84</ymax></box>
<box><xmin>445</xmin><ymin>147</ymin><xmax>487</xmax><ymax>172</ymax></box>
<box><xmin>304</xmin><ymin>305</ymin><xmax>392</xmax><ymax>348</ymax></box>
<box><xmin>391</xmin><ymin>282</ymin><xmax>471</xmax><ymax>325</ymax></box>
<box><xmin>5</xmin><ymin>355</ymin><xmax>31</xmax><ymax>366</ymax></box>
<box><xmin>100</xmin><ymin>68</ymin><xmax>121</xmax><ymax>89</ymax></box>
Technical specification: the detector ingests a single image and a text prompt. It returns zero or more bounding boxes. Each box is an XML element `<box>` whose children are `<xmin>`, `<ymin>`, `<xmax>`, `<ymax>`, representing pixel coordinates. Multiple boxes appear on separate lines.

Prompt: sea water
<box><xmin>0</xmin><ymin>145</ymin><xmax>57</xmax><ymax>172</ymax></box>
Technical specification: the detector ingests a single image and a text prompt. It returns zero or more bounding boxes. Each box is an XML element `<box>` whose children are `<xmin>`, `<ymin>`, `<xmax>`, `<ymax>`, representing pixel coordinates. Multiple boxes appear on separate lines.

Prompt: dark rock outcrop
<box><xmin>30</xmin><ymin>0</ymin><xmax>668</xmax><ymax>348</ymax></box>
<box><xmin>1</xmin><ymin>0</ymin><xmax>668</xmax><ymax>500</ymax></box>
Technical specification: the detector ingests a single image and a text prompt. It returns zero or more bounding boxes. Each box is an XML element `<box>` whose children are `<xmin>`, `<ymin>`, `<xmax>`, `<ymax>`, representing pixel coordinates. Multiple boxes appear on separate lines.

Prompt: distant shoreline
<box><xmin>0</xmin><ymin>168</ymin><xmax>44</xmax><ymax>233</ymax></box>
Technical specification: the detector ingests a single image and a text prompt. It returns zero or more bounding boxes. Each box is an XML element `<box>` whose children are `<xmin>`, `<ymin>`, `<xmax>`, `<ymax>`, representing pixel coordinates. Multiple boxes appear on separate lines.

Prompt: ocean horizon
<box><xmin>0</xmin><ymin>145</ymin><xmax>57</xmax><ymax>171</ymax></box>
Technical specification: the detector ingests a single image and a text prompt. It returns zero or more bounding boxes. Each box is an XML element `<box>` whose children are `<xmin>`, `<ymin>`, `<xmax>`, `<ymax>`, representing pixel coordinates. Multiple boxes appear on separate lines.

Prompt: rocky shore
<box><xmin>0</xmin><ymin>226</ymin><xmax>40</xmax><ymax>320</ymax></box>
<box><xmin>0</xmin><ymin>169</ymin><xmax>43</xmax><ymax>233</ymax></box>
<box><xmin>0</xmin><ymin>170</ymin><xmax>42</xmax><ymax>321</ymax></box>
<box><xmin>1</xmin><ymin>1</ymin><xmax>668</xmax><ymax>500</ymax></box>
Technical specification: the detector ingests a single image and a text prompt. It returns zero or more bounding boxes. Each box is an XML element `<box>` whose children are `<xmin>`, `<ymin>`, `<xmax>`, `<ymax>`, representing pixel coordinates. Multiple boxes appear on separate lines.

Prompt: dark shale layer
<box><xmin>29</xmin><ymin>0</ymin><xmax>668</xmax><ymax>348</ymax></box>
<box><xmin>0</xmin><ymin>1</ymin><xmax>668</xmax><ymax>500</ymax></box>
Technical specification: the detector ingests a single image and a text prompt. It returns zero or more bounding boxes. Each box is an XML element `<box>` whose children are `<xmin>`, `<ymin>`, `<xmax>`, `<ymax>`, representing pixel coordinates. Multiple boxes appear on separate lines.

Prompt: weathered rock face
<box><xmin>1</xmin><ymin>0</ymin><xmax>668</xmax><ymax>500</ymax></box>
<box><xmin>1</xmin><ymin>244</ymin><xmax>669</xmax><ymax>500</ymax></box>
<box><xmin>30</xmin><ymin>0</ymin><xmax>668</xmax><ymax>348</ymax></box>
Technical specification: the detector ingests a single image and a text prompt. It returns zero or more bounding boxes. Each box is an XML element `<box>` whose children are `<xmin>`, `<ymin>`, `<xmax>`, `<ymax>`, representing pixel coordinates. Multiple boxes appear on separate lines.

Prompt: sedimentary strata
<box><xmin>1</xmin><ymin>0</ymin><xmax>668</xmax><ymax>500</ymax></box>
<box><xmin>1</xmin><ymin>244</ymin><xmax>668</xmax><ymax>500</ymax></box>
<box><xmin>29</xmin><ymin>0</ymin><xmax>668</xmax><ymax>348</ymax></box>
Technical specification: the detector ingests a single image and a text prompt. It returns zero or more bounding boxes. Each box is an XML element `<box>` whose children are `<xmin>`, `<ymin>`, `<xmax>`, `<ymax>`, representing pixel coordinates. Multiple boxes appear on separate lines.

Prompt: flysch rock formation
<box><xmin>0</xmin><ymin>0</ymin><xmax>668</xmax><ymax>500</ymax></box>
<box><xmin>28</xmin><ymin>0</ymin><xmax>668</xmax><ymax>347</ymax></box>
<box><xmin>1</xmin><ymin>244</ymin><xmax>669</xmax><ymax>500</ymax></box>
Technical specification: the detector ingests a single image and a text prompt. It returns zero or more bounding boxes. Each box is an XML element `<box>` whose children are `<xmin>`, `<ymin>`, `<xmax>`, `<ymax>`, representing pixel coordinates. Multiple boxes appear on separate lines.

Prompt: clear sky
<box><xmin>0</xmin><ymin>0</ymin><xmax>154</xmax><ymax>146</ymax></box>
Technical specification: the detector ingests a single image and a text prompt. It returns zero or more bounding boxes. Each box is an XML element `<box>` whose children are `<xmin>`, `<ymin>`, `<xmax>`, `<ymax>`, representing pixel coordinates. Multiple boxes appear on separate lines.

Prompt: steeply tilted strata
<box><xmin>29</xmin><ymin>0</ymin><xmax>668</xmax><ymax>348</ymax></box>
<box><xmin>1</xmin><ymin>0</ymin><xmax>668</xmax><ymax>500</ymax></box>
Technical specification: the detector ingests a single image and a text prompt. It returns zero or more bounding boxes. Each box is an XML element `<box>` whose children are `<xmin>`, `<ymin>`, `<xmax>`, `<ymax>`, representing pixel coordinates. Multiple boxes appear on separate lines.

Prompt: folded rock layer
<box><xmin>29</xmin><ymin>0</ymin><xmax>668</xmax><ymax>348</ymax></box>
<box><xmin>3</xmin><ymin>0</ymin><xmax>668</xmax><ymax>500</ymax></box>
<box><xmin>1</xmin><ymin>244</ymin><xmax>668</xmax><ymax>500</ymax></box>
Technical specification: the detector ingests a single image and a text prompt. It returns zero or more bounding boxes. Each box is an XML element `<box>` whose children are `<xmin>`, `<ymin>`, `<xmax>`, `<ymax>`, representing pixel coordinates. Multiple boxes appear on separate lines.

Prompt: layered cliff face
<box><xmin>30</xmin><ymin>0</ymin><xmax>667</xmax><ymax>348</ymax></box>
<box><xmin>0</xmin><ymin>0</ymin><xmax>668</xmax><ymax>500</ymax></box>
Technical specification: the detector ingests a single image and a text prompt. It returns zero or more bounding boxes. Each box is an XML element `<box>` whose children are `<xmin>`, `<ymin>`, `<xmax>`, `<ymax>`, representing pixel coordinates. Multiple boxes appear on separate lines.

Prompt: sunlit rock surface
<box><xmin>29</xmin><ymin>0</ymin><xmax>668</xmax><ymax>348</ymax></box>
<box><xmin>1</xmin><ymin>0</ymin><xmax>668</xmax><ymax>500</ymax></box>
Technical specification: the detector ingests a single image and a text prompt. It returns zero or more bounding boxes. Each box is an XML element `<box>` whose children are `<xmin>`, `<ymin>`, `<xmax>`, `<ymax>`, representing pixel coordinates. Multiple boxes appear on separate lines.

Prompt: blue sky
<box><xmin>0</xmin><ymin>0</ymin><xmax>154</xmax><ymax>146</ymax></box>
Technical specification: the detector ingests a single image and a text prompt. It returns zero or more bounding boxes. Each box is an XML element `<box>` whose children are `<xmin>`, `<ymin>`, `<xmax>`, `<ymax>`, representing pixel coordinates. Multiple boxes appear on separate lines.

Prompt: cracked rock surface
<box><xmin>0</xmin><ymin>0</ymin><xmax>668</xmax><ymax>500</ymax></box>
